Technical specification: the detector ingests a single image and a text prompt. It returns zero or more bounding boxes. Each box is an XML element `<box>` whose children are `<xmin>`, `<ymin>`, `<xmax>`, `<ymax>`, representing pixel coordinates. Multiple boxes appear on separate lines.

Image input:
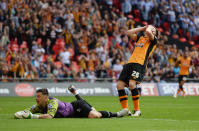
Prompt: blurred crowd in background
<box><xmin>0</xmin><ymin>0</ymin><xmax>198</xmax><ymax>83</ymax></box>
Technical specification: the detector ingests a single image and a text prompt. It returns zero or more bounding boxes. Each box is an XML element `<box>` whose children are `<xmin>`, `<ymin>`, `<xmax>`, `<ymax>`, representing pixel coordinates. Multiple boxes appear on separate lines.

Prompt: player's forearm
<box><xmin>38</xmin><ymin>114</ymin><xmax>53</xmax><ymax>119</ymax></box>
<box><xmin>15</xmin><ymin>110</ymin><xmax>53</xmax><ymax>119</ymax></box>
<box><xmin>126</xmin><ymin>26</ymin><xmax>147</xmax><ymax>35</ymax></box>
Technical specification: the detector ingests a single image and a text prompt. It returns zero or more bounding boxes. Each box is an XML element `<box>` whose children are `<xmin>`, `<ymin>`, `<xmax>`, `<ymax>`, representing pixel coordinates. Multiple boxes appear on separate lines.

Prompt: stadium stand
<box><xmin>0</xmin><ymin>0</ymin><xmax>198</xmax><ymax>82</ymax></box>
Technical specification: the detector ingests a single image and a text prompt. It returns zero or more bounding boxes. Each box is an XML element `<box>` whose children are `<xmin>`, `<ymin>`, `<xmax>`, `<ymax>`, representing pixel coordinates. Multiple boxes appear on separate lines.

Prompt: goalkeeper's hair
<box><xmin>36</xmin><ymin>88</ymin><xmax>49</xmax><ymax>96</ymax></box>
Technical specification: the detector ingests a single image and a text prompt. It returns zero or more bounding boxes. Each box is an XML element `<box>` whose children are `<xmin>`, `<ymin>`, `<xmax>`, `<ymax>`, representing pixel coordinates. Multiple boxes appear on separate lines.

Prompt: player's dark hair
<box><xmin>155</xmin><ymin>28</ymin><xmax>160</xmax><ymax>40</ymax></box>
<box><xmin>36</xmin><ymin>88</ymin><xmax>49</xmax><ymax>96</ymax></box>
<box><xmin>150</xmin><ymin>25</ymin><xmax>159</xmax><ymax>39</ymax></box>
<box><xmin>156</xmin><ymin>29</ymin><xmax>158</xmax><ymax>37</ymax></box>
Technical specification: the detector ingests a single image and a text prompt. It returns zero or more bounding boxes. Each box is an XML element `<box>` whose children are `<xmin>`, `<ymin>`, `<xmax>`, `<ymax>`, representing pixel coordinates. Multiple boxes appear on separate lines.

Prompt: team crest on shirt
<box><xmin>135</xmin><ymin>42</ymin><xmax>144</xmax><ymax>47</ymax></box>
<box><xmin>48</xmin><ymin>104</ymin><xmax>53</xmax><ymax>109</ymax></box>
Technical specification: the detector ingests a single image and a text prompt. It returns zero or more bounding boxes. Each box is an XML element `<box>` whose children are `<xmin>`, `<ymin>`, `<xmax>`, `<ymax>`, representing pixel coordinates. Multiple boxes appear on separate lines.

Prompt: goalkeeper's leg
<box><xmin>68</xmin><ymin>85</ymin><xmax>92</xmax><ymax>107</ymax></box>
<box><xmin>88</xmin><ymin>110</ymin><xmax>126</xmax><ymax>118</ymax></box>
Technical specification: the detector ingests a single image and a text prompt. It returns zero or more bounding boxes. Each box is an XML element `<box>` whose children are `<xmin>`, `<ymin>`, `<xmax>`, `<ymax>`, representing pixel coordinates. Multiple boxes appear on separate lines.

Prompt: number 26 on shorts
<box><xmin>131</xmin><ymin>71</ymin><xmax>139</xmax><ymax>78</ymax></box>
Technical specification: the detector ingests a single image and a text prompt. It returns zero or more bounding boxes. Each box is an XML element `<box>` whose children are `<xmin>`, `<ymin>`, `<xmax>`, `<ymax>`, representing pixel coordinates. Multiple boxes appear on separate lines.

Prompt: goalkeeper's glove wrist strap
<box><xmin>31</xmin><ymin>114</ymin><xmax>39</xmax><ymax>119</ymax></box>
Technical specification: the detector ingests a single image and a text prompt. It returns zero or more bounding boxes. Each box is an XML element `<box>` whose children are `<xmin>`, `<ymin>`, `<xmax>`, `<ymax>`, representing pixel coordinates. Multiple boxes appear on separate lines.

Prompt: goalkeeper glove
<box><xmin>14</xmin><ymin>111</ymin><xmax>25</xmax><ymax>119</ymax></box>
<box><xmin>22</xmin><ymin>110</ymin><xmax>39</xmax><ymax>119</ymax></box>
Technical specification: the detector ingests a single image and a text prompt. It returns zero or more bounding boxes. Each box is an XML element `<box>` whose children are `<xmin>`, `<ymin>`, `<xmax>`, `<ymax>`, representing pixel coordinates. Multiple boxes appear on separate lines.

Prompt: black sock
<box><xmin>179</xmin><ymin>85</ymin><xmax>184</xmax><ymax>91</ymax></box>
<box><xmin>131</xmin><ymin>88</ymin><xmax>140</xmax><ymax>101</ymax></box>
<box><xmin>131</xmin><ymin>88</ymin><xmax>139</xmax><ymax>96</ymax></box>
<box><xmin>137</xmin><ymin>88</ymin><xmax>142</xmax><ymax>96</ymax></box>
<box><xmin>118</xmin><ymin>89</ymin><xmax>127</xmax><ymax>97</ymax></box>
<box><xmin>110</xmin><ymin>112</ymin><xmax>117</xmax><ymax>117</ymax></box>
<box><xmin>99</xmin><ymin>111</ymin><xmax>117</xmax><ymax>118</ymax></box>
<box><xmin>75</xmin><ymin>94</ymin><xmax>83</xmax><ymax>100</ymax></box>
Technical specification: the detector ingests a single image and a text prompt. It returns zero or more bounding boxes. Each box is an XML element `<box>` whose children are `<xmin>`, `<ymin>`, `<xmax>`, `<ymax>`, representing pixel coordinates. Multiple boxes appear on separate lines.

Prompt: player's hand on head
<box><xmin>144</xmin><ymin>25</ymin><xmax>148</xmax><ymax>30</ymax></box>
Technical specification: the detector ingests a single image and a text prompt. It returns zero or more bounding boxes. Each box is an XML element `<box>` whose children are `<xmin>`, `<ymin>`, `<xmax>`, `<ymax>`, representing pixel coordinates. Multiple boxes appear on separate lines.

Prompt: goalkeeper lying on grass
<box><xmin>14</xmin><ymin>85</ymin><xmax>128</xmax><ymax>119</ymax></box>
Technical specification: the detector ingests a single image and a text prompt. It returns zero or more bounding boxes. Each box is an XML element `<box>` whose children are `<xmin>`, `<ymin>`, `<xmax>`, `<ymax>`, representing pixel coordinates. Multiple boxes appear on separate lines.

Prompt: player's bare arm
<box><xmin>126</xmin><ymin>26</ymin><xmax>148</xmax><ymax>41</ymax></box>
<box><xmin>38</xmin><ymin>114</ymin><xmax>53</xmax><ymax>119</ymax></box>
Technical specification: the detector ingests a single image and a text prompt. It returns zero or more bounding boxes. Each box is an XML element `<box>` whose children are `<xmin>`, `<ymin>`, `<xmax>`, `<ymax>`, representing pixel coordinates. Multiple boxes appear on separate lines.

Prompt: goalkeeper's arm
<box><xmin>14</xmin><ymin>110</ymin><xmax>53</xmax><ymax>119</ymax></box>
<box><xmin>23</xmin><ymin>110</ymin><xmax>53</xmax><ymax>119</ymax></box>
<box><xmin>37</xmin><ymin>114</ymin><xmax>53</xmax><ymax>119</ymax></box>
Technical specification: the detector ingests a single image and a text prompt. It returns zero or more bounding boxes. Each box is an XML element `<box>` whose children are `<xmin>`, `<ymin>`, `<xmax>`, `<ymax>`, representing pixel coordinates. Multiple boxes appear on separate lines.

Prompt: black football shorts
<box><xmin>118</xmin><ymin>63</ymin><xmax>145</xmax><ymax>85</ymax></box>
<box><xmin>71</xmin><ymin>100</ymin><xmax>92</xmax><ymax>118</ymax></box>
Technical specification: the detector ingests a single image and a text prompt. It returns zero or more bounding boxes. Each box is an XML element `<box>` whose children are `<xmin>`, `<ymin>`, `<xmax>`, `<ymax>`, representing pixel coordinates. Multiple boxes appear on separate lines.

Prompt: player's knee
<box><xmin>91</xmin><ymin>107</ymin><xmax>97</xmax><ymax>111</ymax></box>
<box><xmin>129</xmin><ymin>80</ymin><xmax>136</xmax><ymax>90</ymax></box>
<box><xmin>88</xmin><ymin>111</ymin><xmax>102</xmax><ymax>118</ymax></box>
<box><xmin>116</xmin><ymin>81</ymin><xmax>126</xmax><ymax>90</ymax></box>
<box><xmin>179</xmin><ymin>82</ymin><xmax>184</xmax><ymax>86</ymax></box>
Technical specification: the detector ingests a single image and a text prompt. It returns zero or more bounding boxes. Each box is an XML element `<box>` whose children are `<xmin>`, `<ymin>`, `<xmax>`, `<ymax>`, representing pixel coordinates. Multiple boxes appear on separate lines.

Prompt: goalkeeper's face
<box><xmin>36</xmin><ymin>92</ymin><xmax>48</xmax><ymax>107</ymax></box>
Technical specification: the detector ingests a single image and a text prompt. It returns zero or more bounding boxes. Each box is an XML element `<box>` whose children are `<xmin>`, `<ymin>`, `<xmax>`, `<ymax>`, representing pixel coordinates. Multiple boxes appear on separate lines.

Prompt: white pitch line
<box><xmin>145</xmin><ymin>130</ymin><xmax>197</xmax><ymax>131</ymax></box>
<box><xmin>145</xmin><ymin>130</ymin><xmax>198</xmax><ymax>131</ymax></box>
<box><xmin>122</xmin><ymin>117</ymin><xmax>199</xmax><ymax>123</ymax></box>
<box><xmin>145</xmin><ymin>130</ymin><xmax>176</xmax><ymax>131</ymax></box>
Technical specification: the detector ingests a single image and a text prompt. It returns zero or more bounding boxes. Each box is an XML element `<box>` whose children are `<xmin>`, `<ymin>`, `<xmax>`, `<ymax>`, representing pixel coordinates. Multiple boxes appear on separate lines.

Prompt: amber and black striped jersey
<box><xmin>179</xmin><ymin>57</ymin><xmax>191</xmax><ymax>75</ymax></box>
<box><xmin>128</xmin><ymin>34</ymin><xmax>157</xmax><ymax>67</ymax></box>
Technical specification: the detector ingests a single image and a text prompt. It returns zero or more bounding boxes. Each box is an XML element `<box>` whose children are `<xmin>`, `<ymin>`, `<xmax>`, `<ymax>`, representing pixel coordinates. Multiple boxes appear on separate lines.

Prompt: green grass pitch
<box><xmin>0</xmin><ymin>96</ymin><xmax>199</xmax><ymax>131</ymax></box>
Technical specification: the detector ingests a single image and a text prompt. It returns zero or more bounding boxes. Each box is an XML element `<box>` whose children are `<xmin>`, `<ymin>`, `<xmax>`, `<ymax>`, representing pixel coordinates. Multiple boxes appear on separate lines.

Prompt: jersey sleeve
<box><xmin>25</xmin><ymin>104</ymin><xmax>42</xmax><ymax>114</ymax></box>
<box><xmin>47</xmin><ymin>99</ymin><xmax>58</xmax><ymax>117</ymax></box>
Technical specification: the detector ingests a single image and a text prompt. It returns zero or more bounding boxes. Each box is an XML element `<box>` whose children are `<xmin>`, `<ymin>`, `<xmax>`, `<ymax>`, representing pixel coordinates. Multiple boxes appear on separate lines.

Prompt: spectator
<box><xmin>95</xmin><ymin>64</ymin><xmax>108</xmax><ymax>78</ymax></box>
<box><xmin>46</xmin><ymin>65</ymin><xmax>54</xmax><ymax>79</ymax></box>
<box><xmin>59</xmin><ymin>47</ymin><xmax>71</xmax><ymax>67</ymax></box>
<box><xmin>173</xmin><ymin>63</ymin><xmax>180</xmax><ymax>78</ymax></box>
<box><xmin>0</xmin><ymin>0</ymin><xmax>7</xmax><ymax>11</ymax></box>
<box><xmin>113</xmin><ymin>59</ymin><xmax>123</xmax><ymax>75</ymax></box>
<box><xmin>188</xmin><ymin>19</ymin><xmax>196</xmax><ymax>40</ymax></box>
<box><xmin>45</xmin><ymin>39</ymin><xmax>53</xmax><ymax>55</ymax></box>
<box><xmin>167</xmin><ymin>7</ymin><xmax>176</xmax><ymax>26</ymax></box>
<box><xmin>0</xmin><ymin>45</ymin><xmax>5</xmax><ymax>59</ymax></box>
<box><xmin>36</xmin><ymin>44</ymin><xmax>45</xmax><ymax>55</ymax></box>
<box><xmin>0</xmin><ymin>26</ymin><xmax>9</xmax><ymax>48</ymax></box>
<box><xmin>78</xmin><ymin>37</ymin><xmax>88</xmax><ymax>56</ymax></box>
<box><xmin>171</xmin><ymin>22</ymin><xmax>179</xmax><ymax>34</ymax></box>
<box><xmin>0</xmin><ymin>0</ymin><xmax>198</xmax><ymax>83</ymax></box>
<box><xmin>121</xmin><ymin>0</ymin><xmax>132</xmax><ymax>16</ymax></box>
<box><xmin>160</xmin><ymin>65</ymin><xmax>175</xmax><ymax>82</ymax></box>
<box><xmin>87</xmin><ymin>70</ymin><xmax>96</xmax><ymax>83</ymax></box>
